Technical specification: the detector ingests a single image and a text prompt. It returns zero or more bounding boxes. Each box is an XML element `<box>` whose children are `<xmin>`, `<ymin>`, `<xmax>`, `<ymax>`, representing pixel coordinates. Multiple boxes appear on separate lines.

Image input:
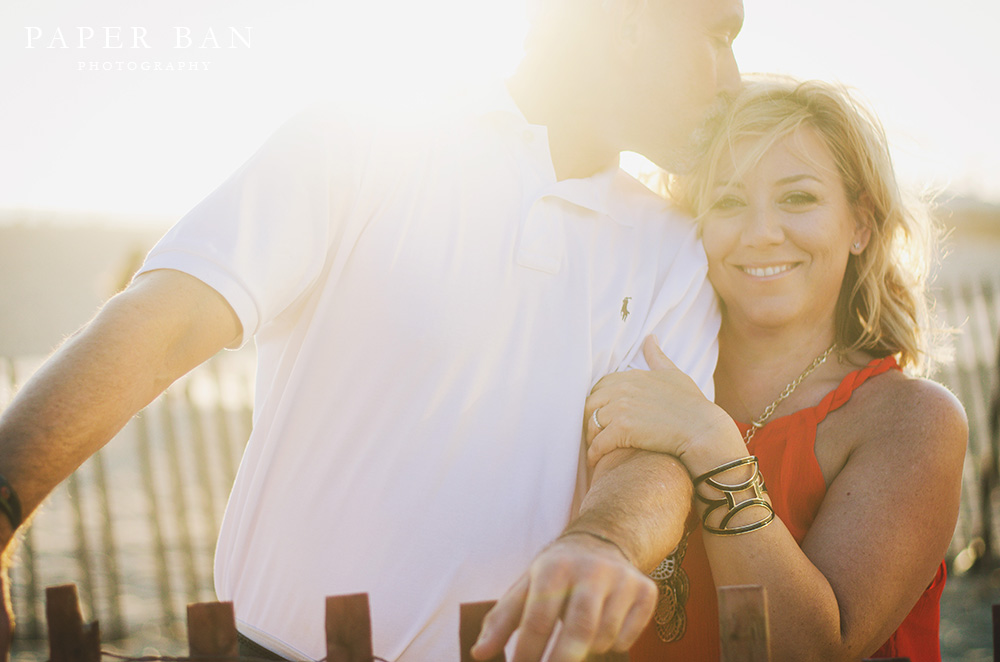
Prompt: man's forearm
<box><xmin>0</xmin><ymin>310</ymin><xmax>168</xmax><ymax>536</ymax></box>
<box><xmin>567</xmin><ymin>449</ymin><xmax>692</xmax><ymax>573</ymax></box>
<box><xmin>0</xmin><ymin>270</ymin><xmax>239</xmax><ymax>548</ymax></box>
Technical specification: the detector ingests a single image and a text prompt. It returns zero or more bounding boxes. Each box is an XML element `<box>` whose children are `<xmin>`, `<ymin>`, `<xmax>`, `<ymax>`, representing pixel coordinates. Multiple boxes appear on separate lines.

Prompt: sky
<box><xmin>1</xmin><ymin>0</ymin><xmax>998</xmax><ymax>222</ymax></box>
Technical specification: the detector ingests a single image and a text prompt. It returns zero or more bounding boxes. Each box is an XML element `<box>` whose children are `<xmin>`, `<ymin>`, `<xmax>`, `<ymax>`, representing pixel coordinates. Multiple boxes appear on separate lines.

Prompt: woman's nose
<box><xmin>741</xmin><ymin>206</ymin><xmax>784</xmax><ymax>247</ymax></box>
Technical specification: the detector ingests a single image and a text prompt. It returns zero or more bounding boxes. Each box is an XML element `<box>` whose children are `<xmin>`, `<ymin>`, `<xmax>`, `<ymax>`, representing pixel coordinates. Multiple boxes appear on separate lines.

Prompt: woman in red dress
<box><xmin>584</xmin><ymin>77</ymin><xmax>966</xmax><ymax>661</ymax></box>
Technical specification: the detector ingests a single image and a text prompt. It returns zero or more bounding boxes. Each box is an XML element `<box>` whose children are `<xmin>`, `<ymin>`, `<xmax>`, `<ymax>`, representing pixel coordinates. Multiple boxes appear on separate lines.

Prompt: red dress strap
<box><xmin>810</xmin><ymin>354</ymin><xmax>899</xmax><ymax>425</ymax></box>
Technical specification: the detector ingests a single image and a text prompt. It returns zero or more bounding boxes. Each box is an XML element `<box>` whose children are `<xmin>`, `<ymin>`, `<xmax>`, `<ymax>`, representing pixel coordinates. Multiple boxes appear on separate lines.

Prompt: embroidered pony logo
<box><xmin>621</xmin><ymin>297</ymin><xmax>632</xmax><ymax>321</ymax></box>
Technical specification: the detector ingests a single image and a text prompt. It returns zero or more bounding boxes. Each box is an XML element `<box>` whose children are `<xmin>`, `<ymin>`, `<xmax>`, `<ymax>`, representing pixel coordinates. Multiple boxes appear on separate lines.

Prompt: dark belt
<box><xmin>237</xmin><ymin>631</ymin><xmax>292</xmax><ymax>661</ymax></box>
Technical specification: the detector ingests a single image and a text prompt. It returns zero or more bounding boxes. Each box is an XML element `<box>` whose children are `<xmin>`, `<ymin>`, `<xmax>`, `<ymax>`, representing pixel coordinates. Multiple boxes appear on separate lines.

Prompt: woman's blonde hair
<box><xmin>669</xmin><ymin>75</ymin><xmax>945</xmax><ymax>375</ymax></box>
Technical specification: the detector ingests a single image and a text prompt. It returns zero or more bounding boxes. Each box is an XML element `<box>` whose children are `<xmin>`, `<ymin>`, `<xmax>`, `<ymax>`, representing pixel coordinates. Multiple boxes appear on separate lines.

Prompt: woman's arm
<box><xmin>786</xmin><ymin>376</ymin><xmax>964</xmax><ymax>657</ymax></box>
<box><xmin>585</xmin><ymin>338</ymin><xmax>967</xmax><ymax>661</ymax></box>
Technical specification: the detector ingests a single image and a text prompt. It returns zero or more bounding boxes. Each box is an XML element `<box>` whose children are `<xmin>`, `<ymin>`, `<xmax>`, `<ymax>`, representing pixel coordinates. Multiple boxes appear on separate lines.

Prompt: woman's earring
<box><xmin>852</xmin><ymin>241</ymin><xmax>863</xmax><ymax>253</ymax></box>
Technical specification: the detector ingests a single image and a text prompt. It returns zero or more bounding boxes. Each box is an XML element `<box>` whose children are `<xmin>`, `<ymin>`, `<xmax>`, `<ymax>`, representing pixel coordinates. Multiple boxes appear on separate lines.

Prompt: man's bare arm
<box><xmin>0</xmin><ymin>269</ymin><xmax>240</xmax><ymax>546</ymax></box>
<box><xmin>472</xmin><ymin>449</ymin><xmax>692</xmax><ymax>662</ymax></box>
<box><xmin>571</xmin><ymin>447</ymin><xmax>692</xmax><ymax>572</ymax></box>
<box><xmin>0</xmin><ymin>269</ymin><xmax>239</xmax><ymax>659</ymax></box>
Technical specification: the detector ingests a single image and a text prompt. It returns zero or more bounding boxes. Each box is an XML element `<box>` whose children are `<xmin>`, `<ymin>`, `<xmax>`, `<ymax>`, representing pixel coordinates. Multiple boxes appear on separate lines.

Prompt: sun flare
<box><xmin>289</xmin><ymin>1</ymin><xmax>528</xmax><ymax>116</ymax></box>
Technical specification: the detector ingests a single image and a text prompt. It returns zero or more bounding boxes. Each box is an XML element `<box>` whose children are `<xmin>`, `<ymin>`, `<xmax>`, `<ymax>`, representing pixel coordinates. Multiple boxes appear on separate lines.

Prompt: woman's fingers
<box><xmin>642</xmin><ymin>335</ymin><xmax>676</xmax><ymax>371</ymax></box>
<box><xmin>587</xmin><ymin>426</ymin><xmax>621</xmax><ymax>468</ymax></box>
<box><xmin>585</xmin><ymin>399</ymin><xmax>620</xmax><ymax>467</ymax></box>
<box><xmin>584</xmin><ymin>337</ymin><xmax>711</xmax><ymax>466</ymax></box>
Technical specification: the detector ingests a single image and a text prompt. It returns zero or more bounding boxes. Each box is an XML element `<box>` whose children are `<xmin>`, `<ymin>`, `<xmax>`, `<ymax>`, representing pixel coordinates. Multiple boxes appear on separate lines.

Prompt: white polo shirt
<box><xmin>139</xmin><ymin>90</ymin><xmax>719</xmax><ymax>661</ymax></box>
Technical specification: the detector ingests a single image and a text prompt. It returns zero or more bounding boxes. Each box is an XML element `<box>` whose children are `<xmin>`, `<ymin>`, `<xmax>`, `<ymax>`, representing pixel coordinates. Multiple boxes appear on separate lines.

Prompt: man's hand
<box><xmin>471</xmin><ymin>532</ymin><xmax>656</xmax><ymax>662</ymax></box>
<box><xmin>472</xmin><ymin>422</ymin><xmax>693</xmax><ymax>662</ymax></box>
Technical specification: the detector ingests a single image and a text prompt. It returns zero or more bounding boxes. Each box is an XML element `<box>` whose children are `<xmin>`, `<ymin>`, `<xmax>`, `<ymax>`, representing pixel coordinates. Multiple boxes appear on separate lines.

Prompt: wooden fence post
<box><xmin>45</xmin><ymin>584</ymin><xmax>100</xmax><ymax>662</ymax></box>
<box><xmin>326</xmin><ymin>593</ymin><xmax>373</xmax><ymax>662</ymax></box>
<box><xmin>585</xmin><ymin>652</ymin><xmax>629</xmax><ymax>661</ymax></box>
<box><xmin>459</xmin><ymin>601</ymin><xmax>504</xmax><ymax>662</ymax></box>
<box><xmin>718</xmin><ymin>585</ymin><xmax>770</xmax><ymax>662</ymax></box>
<box><xmin>993</xmin><ymin>603</ymin><xmax>1000</xmax><ymax>662</ymax></box>
<box><xmin>187</xmin><ymin>601</ymin><xmax>238</xmax><ymax>659</ymax></box>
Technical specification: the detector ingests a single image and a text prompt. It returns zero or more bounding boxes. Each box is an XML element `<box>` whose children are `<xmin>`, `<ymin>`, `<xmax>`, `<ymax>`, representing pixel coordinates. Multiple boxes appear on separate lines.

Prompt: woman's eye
<box><xmin>781</xmin><ymin>192</ymin><xmax>818</xmax><ymax>205</ymax></box>
<box><xmin>711</xmin><ymin>195</ymin><xmax>744</xmax><ymax>211</ymax></box>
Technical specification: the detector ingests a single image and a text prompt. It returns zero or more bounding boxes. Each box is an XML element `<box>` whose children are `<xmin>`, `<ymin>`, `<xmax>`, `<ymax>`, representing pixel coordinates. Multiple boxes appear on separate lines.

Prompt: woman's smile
<box><xmin>736</xmin><ymin>262</ymin><xmax>799</xmax><ymax>278</ymax></box>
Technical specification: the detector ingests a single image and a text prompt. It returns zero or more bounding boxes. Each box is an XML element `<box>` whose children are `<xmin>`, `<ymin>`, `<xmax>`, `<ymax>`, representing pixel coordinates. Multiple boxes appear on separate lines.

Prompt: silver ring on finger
<box><xmin>592</xmin><ymin>407</ymin><xmax>605</xmax><ymax>432</ymax></box>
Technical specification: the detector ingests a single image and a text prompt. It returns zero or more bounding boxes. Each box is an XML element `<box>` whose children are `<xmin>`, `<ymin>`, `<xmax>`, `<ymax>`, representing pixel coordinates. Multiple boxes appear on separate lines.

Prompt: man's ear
<box><xmin>604</xmin><ymin>0</ymin><xmax>648</xmax><ymax>50</ymax></box>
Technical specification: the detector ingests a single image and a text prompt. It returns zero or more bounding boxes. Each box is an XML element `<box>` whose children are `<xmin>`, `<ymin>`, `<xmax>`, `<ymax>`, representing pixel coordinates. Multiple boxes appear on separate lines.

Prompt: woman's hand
<box><xmin>585</xmin><ymin>337</ymin><xmax>742</xmax><ymax>473</ymax></box>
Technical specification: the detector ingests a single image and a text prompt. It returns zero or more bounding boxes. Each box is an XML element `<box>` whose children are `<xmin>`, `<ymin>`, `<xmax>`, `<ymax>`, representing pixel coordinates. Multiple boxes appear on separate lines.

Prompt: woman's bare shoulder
<box><xmin>851</xmin><ymin>369</ymin><xmax>968</xmax><ymax>460</ymax></box>
<box><xmin>817</xmin><ymin>366</ymin><xmax>966</xmax><ymax>485</ymax></box>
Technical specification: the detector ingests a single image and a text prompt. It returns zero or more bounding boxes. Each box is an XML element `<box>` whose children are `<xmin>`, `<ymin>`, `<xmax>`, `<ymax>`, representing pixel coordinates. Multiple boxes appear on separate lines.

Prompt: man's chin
<box><xmin>655</xmin><ymin>98</ymin><xmax>731</xmax><ymax>174</ymax></box>
<box><xmin>650</xmin><ymin>152</ymin><xmax>694</xmax><ymax>176</ymax></box>
<box><xmin>648</xmin><ymin>136</ymin><xmax>702</xmax><ymax>175</ymax></box>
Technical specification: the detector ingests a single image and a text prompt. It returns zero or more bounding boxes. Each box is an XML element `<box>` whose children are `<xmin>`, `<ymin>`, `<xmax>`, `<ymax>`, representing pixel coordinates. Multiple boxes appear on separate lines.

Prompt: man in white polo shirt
<box><xmin>0</xmin><ymin>0</ymin><xmax>743</xmax><ymax>660</ymax></box>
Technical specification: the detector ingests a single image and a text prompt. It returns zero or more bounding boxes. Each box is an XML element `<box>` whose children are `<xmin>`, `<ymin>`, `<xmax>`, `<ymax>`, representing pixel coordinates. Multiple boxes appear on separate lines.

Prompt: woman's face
<box><xmin>701</xmin><ymin>126</ymin><xmax>871</xmax><ymax>334</ymax></box>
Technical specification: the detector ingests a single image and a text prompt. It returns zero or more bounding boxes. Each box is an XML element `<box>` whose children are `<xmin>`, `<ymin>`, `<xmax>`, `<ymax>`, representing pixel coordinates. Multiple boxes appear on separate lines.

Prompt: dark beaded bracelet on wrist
<box><xmin>0</xmin><ymin>472</ymin><xmax>23</xmax><ymax>531</ymax></box>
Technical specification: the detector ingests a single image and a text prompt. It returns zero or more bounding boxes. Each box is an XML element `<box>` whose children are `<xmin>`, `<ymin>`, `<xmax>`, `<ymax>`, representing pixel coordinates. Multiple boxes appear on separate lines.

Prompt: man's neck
<box><xmin>506</xmin><ymin>72</ymin><xmax>619</xmax><ymax>181</ymax></box>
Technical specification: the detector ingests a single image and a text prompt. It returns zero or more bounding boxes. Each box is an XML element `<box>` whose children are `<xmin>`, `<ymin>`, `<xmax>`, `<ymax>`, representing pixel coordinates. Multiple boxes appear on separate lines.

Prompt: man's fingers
<box><xmin>511</xmin><ymin>569</ymin><xmax>571</xmax><ymax>662</ymax></box>
<box><xmin>610</xmin><ymin>577</ymin><xmax>658</xmax><ymax>651</ymax></box>
<box><xmin>540</xmin><ymin>568</ymin><xmax>657</xmax><ymax>662</ymax></box>
<box><xmin>564</xmin><ymin>570</ymin><xmax>657</xmax><ymax>657</ymax></box>
<box><xmin>486</xmin><ymin>535</ymin><xmax>658</xmax><ymax>662</ymax></box>
<box><xmin>545</xmin><ymin>583</ymin><xmax>603</xmax><ymax>662</ymax></box>
<box><xmin>587</xmin><ymin>579</ymin><xmax>635</xmax><ymax>653</ymax></box>
<box><xmin>472</xmin><ymin>576</ymin><xmax>529</xmax><ymax>660</ymax></box>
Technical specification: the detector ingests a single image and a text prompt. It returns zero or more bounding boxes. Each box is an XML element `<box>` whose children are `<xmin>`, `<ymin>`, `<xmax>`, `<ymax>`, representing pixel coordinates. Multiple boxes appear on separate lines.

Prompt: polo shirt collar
<box><xmin>479</xmin><ymin>83</ymin><xmax>632</xmax><ymax>226</ymax></box>
<box><xmin>543</xmin><ymin>168</ymin><xmax>624</xmax><ymax>224</ymax></box>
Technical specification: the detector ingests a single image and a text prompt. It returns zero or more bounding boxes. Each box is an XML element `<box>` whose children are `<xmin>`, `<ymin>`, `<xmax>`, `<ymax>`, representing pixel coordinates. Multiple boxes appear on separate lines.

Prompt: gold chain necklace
<box><xmin>743</xmin><ymin>345</ymin><xmax>837</xmax><ymax>445</ymax></box>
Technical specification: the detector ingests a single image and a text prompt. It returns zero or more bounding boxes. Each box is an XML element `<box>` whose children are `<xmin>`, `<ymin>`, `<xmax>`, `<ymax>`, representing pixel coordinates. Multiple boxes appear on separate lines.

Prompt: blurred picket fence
<box><xmin>1</xmin><ymin>272</ymin><xmax>999</xmax><ymax>656</ymax></box>
<box><xmin>935</xmin><ymin>272</ymin><xmax>1000</xmax><ymax>571</ymax></box>
<box><xmin>1</xmin><ymin>348</ymin><xmax>255</xmax><ymax>657</ymax></box>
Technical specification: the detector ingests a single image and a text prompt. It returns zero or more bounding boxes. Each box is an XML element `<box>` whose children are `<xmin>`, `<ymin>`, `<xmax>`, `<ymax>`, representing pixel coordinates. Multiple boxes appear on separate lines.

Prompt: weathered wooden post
<box><xmin>993</xmin><ymin>603</ymin><xmax>1000</xmax><ymax>662</ymax></box>
<box><xmin>187</xmin><ymin>601</ymin><xmax>238</xmax><ymax>659</ymax></box>
<box><xmin>46</xmin><ymin>584</ymin><xmax>100</xmax><ymax>662</ymax></box>
<box><xmin>718</xmin><ymin>585</ymin><xmax>770</xmax><ymax>662</ymax></box>
<box><xmin>585</xmin><ymin>651</ymin><xmax>629</xmax><ymax>661</ymax></box>
<box><xmin>326</xmin><ymin>593</ymin><xmax>374</xmax><ymax>662</ymax></box>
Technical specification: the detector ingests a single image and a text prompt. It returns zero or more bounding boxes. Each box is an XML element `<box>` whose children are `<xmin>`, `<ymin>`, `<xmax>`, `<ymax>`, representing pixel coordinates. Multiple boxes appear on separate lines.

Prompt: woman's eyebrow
<box><xmin>776</xmin><ymin>174</ymin><xmax>823</xmax><ymax>185</ymax></box>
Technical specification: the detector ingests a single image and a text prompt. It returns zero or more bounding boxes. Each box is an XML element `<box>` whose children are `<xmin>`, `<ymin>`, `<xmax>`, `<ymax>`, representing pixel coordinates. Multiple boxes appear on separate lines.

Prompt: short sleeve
<box><xmin>628</xmin><ymin>222</ymin><xmax>720</xmax><ymax>401</ymax></box>
<box><xmin>138</xmin><ymin>106</ymin><xmax>372</xmax><ymax>348</ymax></box>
